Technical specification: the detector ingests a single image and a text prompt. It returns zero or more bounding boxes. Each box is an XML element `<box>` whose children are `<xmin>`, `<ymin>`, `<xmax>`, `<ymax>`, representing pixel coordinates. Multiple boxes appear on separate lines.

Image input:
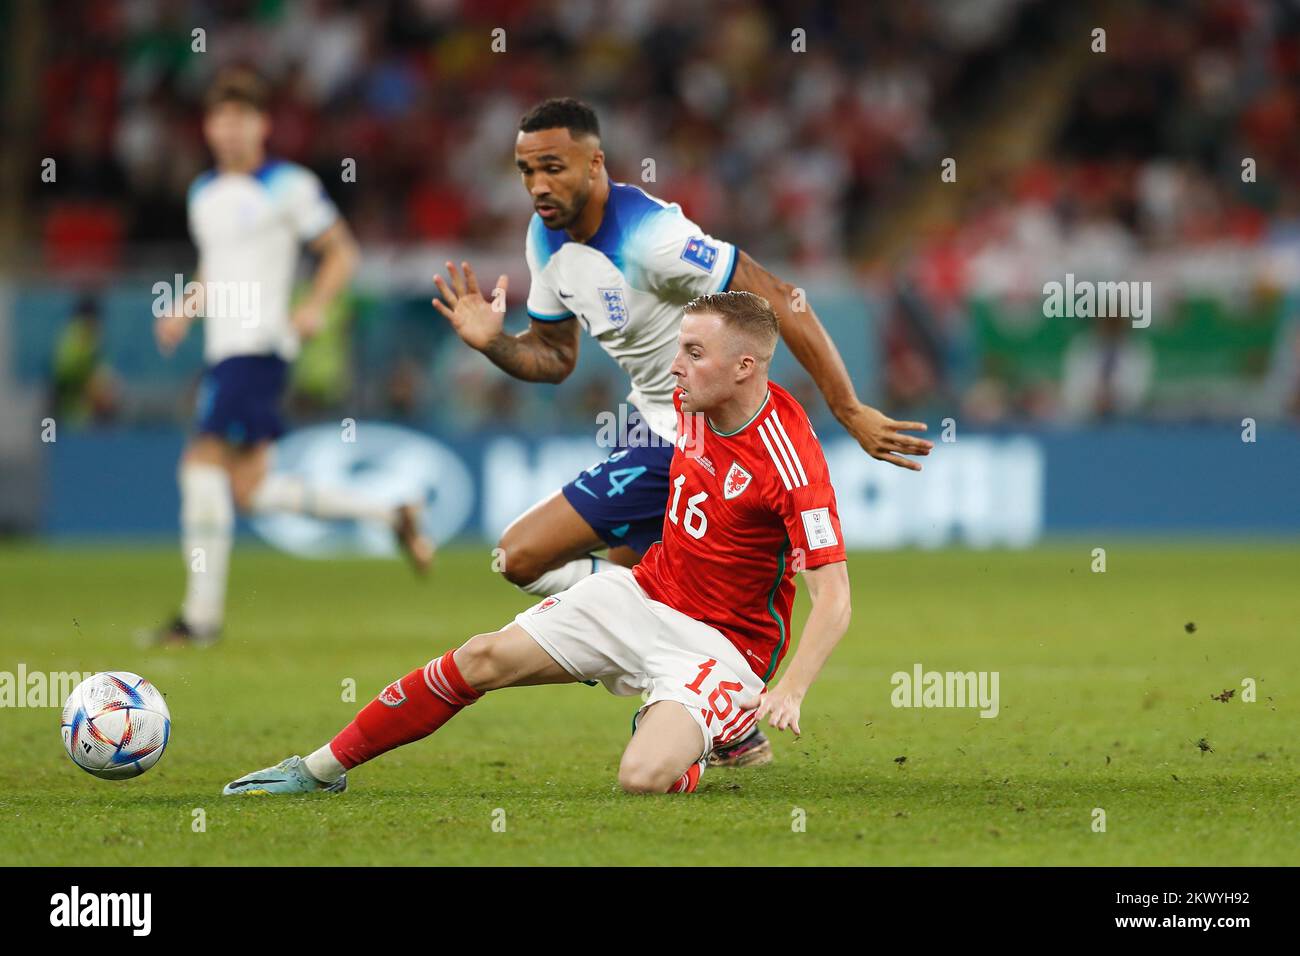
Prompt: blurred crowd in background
<box><xmin>14</xmin><ymin>0</ymin><xmax>1300</xmax><ymax>433</ymax></box>
<box><xmin>35</xmin><ymin>0</ymin><xmax>1037</xmax><ymax>259</ymax></box>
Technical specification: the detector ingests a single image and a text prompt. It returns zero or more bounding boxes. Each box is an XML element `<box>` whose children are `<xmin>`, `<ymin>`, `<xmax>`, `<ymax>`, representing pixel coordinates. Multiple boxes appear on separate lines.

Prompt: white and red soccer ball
<box><xmin>60</xmin><ymin>672</ymin><xmax>171</xmax><ymax>780</ymax></box>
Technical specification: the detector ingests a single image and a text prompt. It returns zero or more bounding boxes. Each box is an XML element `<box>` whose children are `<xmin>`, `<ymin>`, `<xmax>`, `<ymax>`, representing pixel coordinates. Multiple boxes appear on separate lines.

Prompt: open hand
<box><xmin>742</xmin><ymin>682</ymin><xmax>804</xmax><ymax>736</ymax></box>
<box><xmin>432</xmin><ymin>260</ymin><xmax>508</xmax><ymax>352</ymax></box>
<box><xmin>839</xmin><ymin>402</ymin><xmax>933</xmax><ymax>471</ymax></box>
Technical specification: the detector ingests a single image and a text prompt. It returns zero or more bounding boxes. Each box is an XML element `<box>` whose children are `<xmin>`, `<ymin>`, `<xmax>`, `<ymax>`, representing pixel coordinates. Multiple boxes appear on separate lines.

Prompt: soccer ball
<box><xmin>60</xmin><ymin>672</ymin><xmax>171</xmax><ymax>780</ymax></box>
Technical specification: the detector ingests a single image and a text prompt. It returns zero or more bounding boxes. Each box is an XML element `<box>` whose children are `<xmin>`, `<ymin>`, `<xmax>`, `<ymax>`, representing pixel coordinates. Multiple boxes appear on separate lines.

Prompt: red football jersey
<box><xmin>633</xmin><ymin>381</ymin><xmax>847</xmax><ymax>682</ymax></box>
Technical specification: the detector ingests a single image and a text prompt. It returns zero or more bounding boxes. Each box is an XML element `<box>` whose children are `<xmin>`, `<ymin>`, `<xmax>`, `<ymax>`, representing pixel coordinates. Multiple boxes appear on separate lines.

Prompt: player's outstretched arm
<box><xmin>293</xmin><ymin>220</ymin><xmax>361</xmax><ymax>338</ymax></box>
<box><xmin>432</xmin><ymin>260</ymin><xmax>580</xmax><ymax>384</ymax></box>
<box><xmin>729</xmin><ymin>250</ymin><xmax>934</xmax><ymax>471</ymax></box>
<box><xmin>744</xmin><ymin>560</ymin><xmax>851</xmax><ymax>735</ymax></box>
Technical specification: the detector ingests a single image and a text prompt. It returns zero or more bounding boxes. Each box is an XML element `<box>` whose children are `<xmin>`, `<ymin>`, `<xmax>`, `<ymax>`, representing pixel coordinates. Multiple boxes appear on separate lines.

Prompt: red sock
<box><xmin>329</xmin><ymin>649</ymin><xmax>481</xmax><ymax>770</ymax></box>
<box><xmin>667</xmin><ymin>762</ymin><xmax>703</xmax><ymax>794</ymax></box>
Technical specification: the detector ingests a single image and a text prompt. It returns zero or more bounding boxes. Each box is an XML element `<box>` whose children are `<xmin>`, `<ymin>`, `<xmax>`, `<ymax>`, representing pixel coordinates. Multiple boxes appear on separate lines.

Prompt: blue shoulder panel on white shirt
<box><xmin>187</xmin><ymin>169</ymin><xmax>217</xmax><ymax>203</ymax></box>
<box><xmin>255</xmin><ymin>158</ymin><xmax>286</xmax><ymax>183</ymax></box>
<box><xmin>585</xmin><ymin>183</ymin><xmax>674</xmax><ymax>273</ymax></box>
<box><xmin>255</xmin><ymin>159</ymin><xmax>301</xmax><ymax>196</ymax></box>
<box><xmin>528</xmin><ymin>213</ymin><xmax>565</xmax><ymax>270</ymax></box>
<box><xmin>529</xmin><ymin>183</ymin><xmax>674</xmax><ymax>276</ymax></box>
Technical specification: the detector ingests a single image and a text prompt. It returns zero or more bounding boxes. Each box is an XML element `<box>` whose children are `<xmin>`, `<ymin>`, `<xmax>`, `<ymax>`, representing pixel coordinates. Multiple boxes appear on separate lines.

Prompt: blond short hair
<box><xmin>683</xmin><ymin>291</ymin><xmax>779</xmax><ymax>364</ymax></box>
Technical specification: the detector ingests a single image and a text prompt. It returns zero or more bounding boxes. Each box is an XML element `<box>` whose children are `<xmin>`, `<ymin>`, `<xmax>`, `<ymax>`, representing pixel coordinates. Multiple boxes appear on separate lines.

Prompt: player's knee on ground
<box><xmin>617</xmin><ymin>751</ymin><xmax>688</xmax><ymax>795</ymax></box>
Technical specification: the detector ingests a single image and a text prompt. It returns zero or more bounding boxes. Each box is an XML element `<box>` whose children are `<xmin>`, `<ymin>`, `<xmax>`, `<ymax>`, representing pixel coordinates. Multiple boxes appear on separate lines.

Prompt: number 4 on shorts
<box><xmin>605</xmin><ymin>465</ymin><xmax>646</xmax><ymax>497</ymax></box>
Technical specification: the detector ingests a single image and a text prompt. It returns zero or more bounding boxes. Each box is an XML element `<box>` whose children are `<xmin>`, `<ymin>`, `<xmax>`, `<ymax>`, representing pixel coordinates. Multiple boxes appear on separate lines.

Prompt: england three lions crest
<box><xmin>723</xmin><ymin>461</ymin><xmax>752</xmax><ymax>499</ymax></box>
<box><xmin>599</xmin><ymin>287</ymin><xmax>629</xmax><ymax>329</ymax></box>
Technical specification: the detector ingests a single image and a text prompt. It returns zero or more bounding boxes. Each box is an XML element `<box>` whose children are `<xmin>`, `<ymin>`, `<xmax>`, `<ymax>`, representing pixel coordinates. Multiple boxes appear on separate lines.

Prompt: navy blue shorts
<box><xmin>561</xmin><ymin>417</ymin><xmax>674</xmax><ymax>555</ymax></box>
<box><xmin>194</xmin><ymin>355</ymin><xmax>289</xmax><ymax>446</ymax></box>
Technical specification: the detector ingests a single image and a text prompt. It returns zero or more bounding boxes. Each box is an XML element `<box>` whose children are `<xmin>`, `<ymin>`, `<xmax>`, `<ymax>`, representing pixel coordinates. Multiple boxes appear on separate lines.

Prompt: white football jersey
<box><xmin>187</xmin><ymin>160</ymin><xmax>338</xmax><ymax>364</ymax></box>
<box><xmin>525</xmin><ymin>182</ymin><xmax>737</xmax><ymax>441</ymax></box>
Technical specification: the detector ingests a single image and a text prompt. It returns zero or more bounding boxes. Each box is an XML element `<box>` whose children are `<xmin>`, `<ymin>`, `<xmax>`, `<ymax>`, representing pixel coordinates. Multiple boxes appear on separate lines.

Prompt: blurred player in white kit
<box><xmin>150</xmin><ymin>68</ymin><xmax>432</xmax><ymax>646</ymax></box>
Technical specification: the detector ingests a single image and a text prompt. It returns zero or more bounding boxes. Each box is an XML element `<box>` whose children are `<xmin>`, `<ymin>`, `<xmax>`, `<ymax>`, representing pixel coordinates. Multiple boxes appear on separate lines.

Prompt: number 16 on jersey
<box><xmin>667</xmin><ymin>473</ymin><xmax>708</xmax><ymax>538</ymax></box>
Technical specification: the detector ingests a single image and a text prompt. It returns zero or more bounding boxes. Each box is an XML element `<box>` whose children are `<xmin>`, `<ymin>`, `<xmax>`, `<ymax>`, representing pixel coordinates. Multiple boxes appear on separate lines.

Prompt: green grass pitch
<box><xmin>0</xmin><ymin>542</ymin><xmax>1295</xmax><ymax>865</ymax></box>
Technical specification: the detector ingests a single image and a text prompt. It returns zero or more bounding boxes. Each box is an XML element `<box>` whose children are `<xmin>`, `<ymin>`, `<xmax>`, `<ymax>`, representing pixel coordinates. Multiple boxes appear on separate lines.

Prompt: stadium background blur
<box><xmin>2</xmin><ymin>0</ymin><xmax>1299</xmax><ymax>547</ymax></box>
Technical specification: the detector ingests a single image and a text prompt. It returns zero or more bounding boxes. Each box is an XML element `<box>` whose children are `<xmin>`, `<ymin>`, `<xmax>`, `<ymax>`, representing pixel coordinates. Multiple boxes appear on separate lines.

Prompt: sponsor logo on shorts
<box><xmin>723</xmin><ymin>461</ymin><xmax>752</xmax><ymax>499</ymax></box>
<box><xmin>800</xmin><ymin>507</ymin><xmax>838</xmax><ymax>549</ymax></box>
<box><xmin>378</xmin><ymin>680</ymin><xmax>407</xmax><ymax>707</ymax></box>
<box><xmin>534</xmin><ymin>596</ymin><xmax>561</xmax><ymax>614</ymax></box>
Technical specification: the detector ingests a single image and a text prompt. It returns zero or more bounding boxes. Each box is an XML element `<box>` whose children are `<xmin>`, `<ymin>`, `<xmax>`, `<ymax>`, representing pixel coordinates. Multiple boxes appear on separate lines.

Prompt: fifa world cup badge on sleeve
<box><xmin>680</xmin><ymin>237</ymin><xmax>719</xmax><ymax>272</ymax></box>
<box><xmin>801</xmin><ymin>507</ymin><xmax>838</xmax><ymax>549</ymax></box>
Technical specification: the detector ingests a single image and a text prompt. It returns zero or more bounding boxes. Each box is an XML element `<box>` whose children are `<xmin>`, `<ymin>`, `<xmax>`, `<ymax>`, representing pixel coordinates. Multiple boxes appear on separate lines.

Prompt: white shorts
<box><xmin>512</xmin><ymin>567</ymin><xmax>766</xmax><ymax>758</ymax></box>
